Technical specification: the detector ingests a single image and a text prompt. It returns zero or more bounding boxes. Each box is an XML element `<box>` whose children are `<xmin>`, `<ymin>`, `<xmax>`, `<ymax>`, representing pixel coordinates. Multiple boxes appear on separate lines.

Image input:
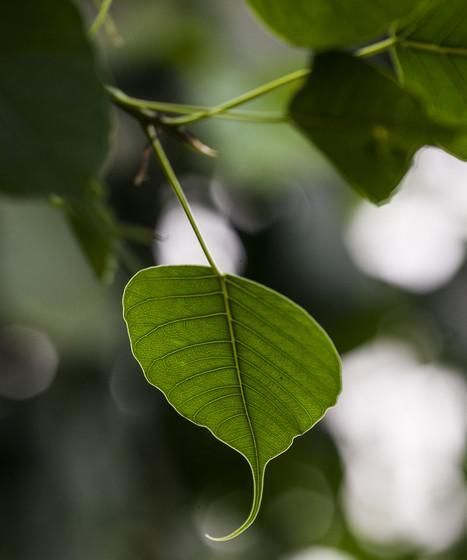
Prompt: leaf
<box><xmin>393</xmin><ymin>0</ymin><xmax>467</xmax><ymax>124</ymax></box>
<box><xmin>289</xmin><ymin>52</ymin><xmax>458</xmax><ymax>204</ymax></box>
<box><xmin>392</xmin><ymin>0</ymin><xmax>467</xmax><ymax>158</ymax></box>
<box><xmin>59</xmin><ymin>184</ymin><xmax>119</xmax><ymax>282</ymax></box>
<box><xmin>0</xmin><ymin>0</ymin><xmax>110</xmax><ymax>197</ymax></box>
<box><xmin>123</xmin><ymin>265</ymin><xmax>341</xmax><ymax>541</ymax></box>
<box><xmin>245</xmin><ymin>0</ymin><xmax>437</xmax><ymax>50</ymax></box>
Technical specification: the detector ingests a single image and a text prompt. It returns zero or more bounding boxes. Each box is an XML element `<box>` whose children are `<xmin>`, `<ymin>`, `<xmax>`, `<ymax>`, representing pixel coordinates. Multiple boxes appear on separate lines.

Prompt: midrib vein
<box><xmin>399</xmin><ymin>38</ymin><xmax>467</xmax><ymax>57</ymax></box>
<box><xmin>219</xmin><ymin>275</ymin><xmax>260</xmax><ymax>472</ymax></box>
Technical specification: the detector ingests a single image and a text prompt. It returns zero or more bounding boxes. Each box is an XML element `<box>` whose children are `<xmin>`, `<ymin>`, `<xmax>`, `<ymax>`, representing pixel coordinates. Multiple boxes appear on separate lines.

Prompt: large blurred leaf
<box><xmin>123</xmin><ymin>265</ymin><xmax>341</xmax><ymax>540</ymax></box>
<box><xmin>289</xmin><ymin>52</ymin><xmax>457</xmax><ymax>203</ymax></box>
<box><xmin>246</xmin><ymin>0</ymin><xmax>437</xmax><ymax>50</ymax></box>
<box><xmin>393</xmin><ymin>0</ymin><xmax>467</xmax><ymax>125</ymax></box>
<box><xmin>0</xmin><ymin>0</ymin><xmax>109</xmax><ymax>197</ymax></box>
<box><xmin>392</xmin><ymin>0</ymin><xmax>467</xmax><ymax>157</ymax></box>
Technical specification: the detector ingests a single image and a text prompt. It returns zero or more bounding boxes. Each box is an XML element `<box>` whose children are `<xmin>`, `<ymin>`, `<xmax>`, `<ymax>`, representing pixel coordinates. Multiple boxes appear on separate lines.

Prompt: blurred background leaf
<box><xmin>245</xmin><ymin>0</ymin><xmax>438</xmax><ymax>49</ymax></box>
<box><xmin>393</xmin><ymin>0</ymin><xmax>467</xmax><ymax>126</ymax></box>
<box><xmin>392</xmin><ymin>0</ymin><xmax>467</xmax><ymax>159</ymax></box>
<box><xmin>289</xmin><ymin>52</ymin><xmax>457</xmax><ymax>203</ymax></box>
<box><xmin>60</xmin><ymin>183</ymin><xmax>120</xmax><ymax>282</ymax></box>
<box><xmin>0</xmin><ymin>0</ymin><xmax>110</xmax><ymax>197</ymax></box>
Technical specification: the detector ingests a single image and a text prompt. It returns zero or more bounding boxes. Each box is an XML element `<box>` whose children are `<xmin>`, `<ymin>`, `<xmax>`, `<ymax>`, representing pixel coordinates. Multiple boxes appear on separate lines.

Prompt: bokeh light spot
<box><xmin>154</xmin><ymin>202</ymin><xmax>246</xmax><ymax>275</ymax></box>
<box><xmin>326</xmin><ymin>339</ymin><xmax>467</xmax><ymax>553</ymax></box>
<box><xmin>0</xmin><ymin>325</ymin><xmax>58</xmax><ymax>400</ymax></box>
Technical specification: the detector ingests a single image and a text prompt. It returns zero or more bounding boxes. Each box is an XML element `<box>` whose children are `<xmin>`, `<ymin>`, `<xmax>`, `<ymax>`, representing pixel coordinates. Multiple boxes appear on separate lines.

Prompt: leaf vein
<box><xmin>193</xmin><ymin>392</ymin><xmax>240</xmax><ymax>422</ymax></box>
<box><xmin>125</xmin><ymin>290</ymin><xmax>223</xmax><ymax>313</ymax></box>
<box><xmin>144</xmin><ymin>340</ymin><xmax>231</xmax><ymax>376</ymax></box>
<box><xmin>167</xmin><ymin>365</ymin><xmax>235</xmax><ymax>399</ymax></box>
<box><xmin>133</xmin><ymin>312</ymin><xmax>227</xmax><ymax>347</ymax></box>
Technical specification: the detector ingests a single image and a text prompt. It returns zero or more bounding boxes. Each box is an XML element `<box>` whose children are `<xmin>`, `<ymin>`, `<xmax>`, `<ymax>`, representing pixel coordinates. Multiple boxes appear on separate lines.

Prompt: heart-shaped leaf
<box><xmin>0</xmin><ymin>0</ymin><xmax>109</xmax><ymax>197</ymax></box>
<box><xmin>245</xmin><ymin>0</ymin><xmax>437</xmax><ymax>50</ymax></box>
<box><xmin>289</xmin><ymin>52</ymin><xmax>458</xmax><ymax>203</ymax></box>
<box><xmin>123</xmin><ymin>265</ymin><xmax>341</xmax><ymax>540</ymax></box>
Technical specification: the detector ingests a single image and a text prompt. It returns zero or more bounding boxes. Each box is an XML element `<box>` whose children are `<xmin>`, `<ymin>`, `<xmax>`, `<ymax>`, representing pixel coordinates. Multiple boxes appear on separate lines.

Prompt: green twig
<box><xmin>162</xmin><ymin>68</ymin><xmax>310</xmax><ymax>126</ymax></box>
<box><xmin>355</xmin><ymin>36</ymin><xmax>398</xmax><ymax>58</ymax></box>
<box><xmin>107</xmin><ymin>86</ymin><xmax>286</xmax><ymax>124</ymax></box>
<box><xmin>90</xmin><ymin>0</ymin><xmax>114</xmax><ymax>36</ymax></box>
<box><xmin>108</xmin><ymin>34</ymin><xmax>399</xmax><ymax>279</ymax></box>
<box><xmin>108</xmin><ymin>34</ymin><xmax>397</xmax><ymax>129</ymax></box>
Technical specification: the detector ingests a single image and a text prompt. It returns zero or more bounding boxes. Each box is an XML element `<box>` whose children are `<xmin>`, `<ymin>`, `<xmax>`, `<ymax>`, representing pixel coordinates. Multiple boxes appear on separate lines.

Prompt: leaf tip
<box><xmin>204</xmin><ymin>525</ymin><xmax>248</xmax><ymax>543</ymax></box>
<box><xmin>203</xmin><ymin>468</ymin><xmax>264</xmax><ymax>542</ymax></box>
<box><xmin>205</xmin><ymin>532</ymin><xmax>231</xmax><ymax>543</ymax></box>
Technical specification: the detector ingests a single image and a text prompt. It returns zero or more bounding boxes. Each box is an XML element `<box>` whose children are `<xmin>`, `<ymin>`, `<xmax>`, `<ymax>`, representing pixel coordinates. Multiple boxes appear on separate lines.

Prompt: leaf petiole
<box><xmin>145</xmin><ymin>125</ymin><xmax>222</xmax><ymax>276</ymax></box>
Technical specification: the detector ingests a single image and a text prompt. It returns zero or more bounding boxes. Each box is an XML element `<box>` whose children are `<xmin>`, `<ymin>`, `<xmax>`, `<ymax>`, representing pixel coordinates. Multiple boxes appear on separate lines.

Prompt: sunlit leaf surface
<box><xmin>123</xmin><ymin>265</ymin><xmax>341</xmax><ymax>540</ymax></box>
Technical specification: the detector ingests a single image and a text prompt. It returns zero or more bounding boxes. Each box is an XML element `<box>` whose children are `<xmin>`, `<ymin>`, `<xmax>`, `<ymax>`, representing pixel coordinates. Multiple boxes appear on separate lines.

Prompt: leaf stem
<box><xmin>157</xmin><ymin>36</ymin><xmax>396</xmax><ymax>127</ymax></box>
<box><xmin>145</xmin><ymin>125</ymin><xmax>222</xmax><ymax>276</ymax></box>
<box><xmin>107</xmin><ymin>86</ymin><xmax>286</xmax><ymax>124</ymax></box>
<box><xmin>355</xmin><ymin>36</ymin><xmax>398</xmax><ymax>58</ymax></box>
<box><xmin>90</xmin><ymin>0</ymin><xmax>114</xmax><ymax>36</ymax></box>
<box><xmin>172</xmin><ymin>36</ymin><xmax>399</xmax><ymax>127</ymax></box>
<box><xmin>109</xmin><ymin>35</ymin><xmax>397</xmax><ymax>129</ymax></box>
<box><xmin>162</xmin><ymin>68</ymin><xmax>310</xmax><ymax>126</ymax></box>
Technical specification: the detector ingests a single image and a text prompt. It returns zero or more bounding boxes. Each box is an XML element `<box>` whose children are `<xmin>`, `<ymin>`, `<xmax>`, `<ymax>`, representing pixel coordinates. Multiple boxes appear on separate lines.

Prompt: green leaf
<box><xmin>289</xmin><ymin>52</ymin><xmax>457</xmax><ymax>204</ymax></box>
<box><xmin>0</xmin><ymin>0</ymin><xmax>110</xmax><ymax>197</ymax></box>
<box><xmin>245</xmin><ymin>0</ymin><xmax>437</xmax><ymax>50</ymax></box>
<box><xmin>123</xmin><ymin>265</ymin><xmax>341</xmax><ymax>541</ymax></box>
<box><xmin>59</xmin><ymin>185</ymin><xmax>119</xmax><ymax>282</ymax></box>
<box><xmin>393</xmin><ymin>0</ymin><xmax>467</xmax><ymax>124</ymax></box>
<box><xmin>392</xmin><ymin>0</ymin><xmax>467</xmax><ymax>157</ymax></box>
